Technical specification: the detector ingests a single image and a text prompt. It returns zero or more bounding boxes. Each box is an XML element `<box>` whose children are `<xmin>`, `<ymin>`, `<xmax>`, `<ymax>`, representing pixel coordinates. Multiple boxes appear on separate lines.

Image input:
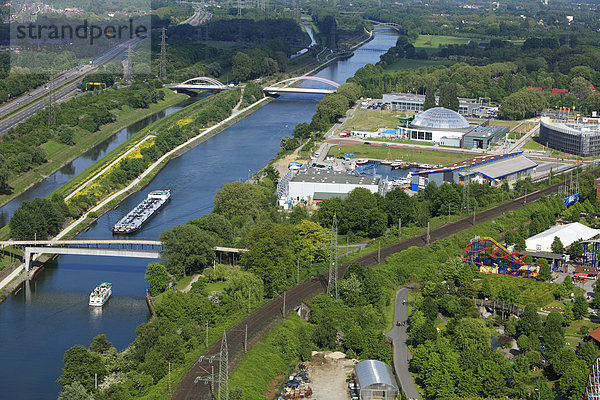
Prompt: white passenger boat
<box><xmin>89</xmin><ymin>282</ymin><xmax>112</xmax><ymax>307</ymax></box>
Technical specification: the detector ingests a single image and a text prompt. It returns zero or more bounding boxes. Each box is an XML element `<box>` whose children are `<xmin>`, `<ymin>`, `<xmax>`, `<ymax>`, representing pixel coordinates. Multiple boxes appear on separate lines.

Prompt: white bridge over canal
<box><xmin>165</xmin><ymin>75</ymin><xmax>340</xmax><ymax>95</ymax></box>
<box><xmin>0</xmin><ymin>240</ymin><xmax>247</xmax><ymax>271</ymax></box>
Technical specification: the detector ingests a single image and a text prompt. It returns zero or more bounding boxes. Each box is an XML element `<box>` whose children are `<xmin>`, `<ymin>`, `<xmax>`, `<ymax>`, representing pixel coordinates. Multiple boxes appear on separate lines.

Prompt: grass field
<box><xmin>340</xmin><ymin>109</ymin><xmax>402</xmax><ymax>131</ymax></box>
<box><xmin>328</xmin><ymin>144</ymin><xmax>470</xmax><ymax>165</ymax></box>
<box><xmin>413</xmin><ymin>34</ymin><xmax>471</xmax><ymax>48</ymax></box>
<box><xmin>383</xmin><ymin>58</ymin><xmax>453</xmax><ymax>72</ymax></box>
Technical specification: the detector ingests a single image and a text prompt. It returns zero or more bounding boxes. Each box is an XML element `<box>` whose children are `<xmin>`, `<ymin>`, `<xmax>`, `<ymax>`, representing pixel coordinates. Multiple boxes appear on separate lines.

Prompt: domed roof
<box><xmin>411</xmin><ymin>107</ymin><xmax>470</xmax><ymax>130</ymax></box>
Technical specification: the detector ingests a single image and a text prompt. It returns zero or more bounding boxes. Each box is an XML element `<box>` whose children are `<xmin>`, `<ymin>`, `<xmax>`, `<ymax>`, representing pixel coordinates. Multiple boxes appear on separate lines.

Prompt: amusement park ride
<box><xmin>587</xmin><ymin>357</ymin><xmax>600</xmax><ymax>400</ymax></box>
<box><xmin>464</xmin><ymin>236</ymin><xmax>540</xmax><ymax>278</ymax></box>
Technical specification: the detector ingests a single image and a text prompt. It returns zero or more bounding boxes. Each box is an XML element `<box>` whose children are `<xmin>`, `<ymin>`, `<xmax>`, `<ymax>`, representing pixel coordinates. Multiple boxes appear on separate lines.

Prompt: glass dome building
<box><xmin>411</xmin><ymin>107</ymin><xmax>470</xmax><ymax>130</ymax></box>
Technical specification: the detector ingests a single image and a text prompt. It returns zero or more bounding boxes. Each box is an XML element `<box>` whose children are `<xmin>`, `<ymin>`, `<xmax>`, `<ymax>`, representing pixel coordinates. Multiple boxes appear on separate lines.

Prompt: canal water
<box><xmin>0</xmin><ymin>28</ymin><xmax>399</xmax><ymax>398</ymax></box>
<box><xmin>0</xmin><ymin>100</ymin><xmax>196</xmax><ymax>228</ymax></box>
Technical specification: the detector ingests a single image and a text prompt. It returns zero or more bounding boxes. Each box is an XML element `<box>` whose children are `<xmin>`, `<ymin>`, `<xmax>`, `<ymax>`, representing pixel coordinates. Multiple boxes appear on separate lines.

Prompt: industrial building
<box><xmin>539</xmin><ymin>116</ymin><xmax>600</xmax><ymax>157</ymax></box>
<box><xmin>382</xmin><ymin>93</ymin><xmax>481</xmax><ymax>116</ymax></box>
<box><xmin>525</xmin><ymin>222</ymin><xmax>600</xmax><ymax>252</ymax></box>
<box><xmin>411</xmin><ymin>152</ymin><xmax>537</xmax><ymax>191</ymax></box>
<box><xmin>354</xmin><ymin>360</ymin><xmax>399</xmax><ymax>400</ymax></box>
<box><xmin>277</xmin><ymin>168</ymin><xmax>381</xmax><ymax>206</ymax></box>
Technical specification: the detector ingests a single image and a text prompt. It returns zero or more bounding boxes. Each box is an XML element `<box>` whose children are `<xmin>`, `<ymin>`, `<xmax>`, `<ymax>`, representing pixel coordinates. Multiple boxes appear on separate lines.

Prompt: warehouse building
<box><xmin>277</xmin><ymin>168</ymin><xmax>381</xmax><ymax>206</ymax></box>
<box><xmin>354</xmin><ymin>360</ymin><xmax>399</xmax><ymax>400</ymax></box>
<box><xmin>525</xmin><ymin>222</ymin><xmax>600</xmax><ymax>252</ymax></box>
<box><xmin>410</xmin><ymin>152</ymin><xmax>537</xmax><ymax>191</ymax></box>
<box><xmin>539</xmin><ymin>116</ymin><xmax>600</xmax><ymax>157</ymax></box>
<box><xmin>382</xmin><ymin>93</ymin><xmax>481</xmax><ymax>116</ymax></box>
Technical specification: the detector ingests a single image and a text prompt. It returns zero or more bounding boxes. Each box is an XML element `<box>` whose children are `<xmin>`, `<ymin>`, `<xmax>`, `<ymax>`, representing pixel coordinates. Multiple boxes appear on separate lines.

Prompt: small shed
<box><xmin>354</xmin><ymin>360</ymin><xmax>398</xmax><ymax>400</ymax></box>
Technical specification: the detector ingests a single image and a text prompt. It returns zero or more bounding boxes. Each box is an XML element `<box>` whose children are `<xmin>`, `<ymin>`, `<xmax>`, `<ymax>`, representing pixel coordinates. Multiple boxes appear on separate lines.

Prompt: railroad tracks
<box><xmin>172</xmin><ymin>176</ymin><xmax>576</xmax><ymax>399</ymax></box>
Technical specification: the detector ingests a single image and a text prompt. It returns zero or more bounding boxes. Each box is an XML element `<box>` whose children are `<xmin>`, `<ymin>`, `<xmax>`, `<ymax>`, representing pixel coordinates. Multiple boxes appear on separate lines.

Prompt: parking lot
<box><xmin>308</xmin><ymin>352</ymin><xmax>357</xmax><ymax>400</ymax></box>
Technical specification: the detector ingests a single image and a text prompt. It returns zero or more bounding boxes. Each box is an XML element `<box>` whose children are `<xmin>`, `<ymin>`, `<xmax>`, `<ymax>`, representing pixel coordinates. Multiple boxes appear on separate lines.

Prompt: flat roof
<box><xmin>464</xmin><ymin>154</ymin><xmax>537</xmax><ymax>180</ymax></box>
<box><xmin>413</xmin><ymin>152</ymin><xmax>524</xmax><ymax>176</ymax></box>
<box><xmin>290</xmin><ymin>169</ymin><xmax>380</xmax><ymax>185</ymax></box>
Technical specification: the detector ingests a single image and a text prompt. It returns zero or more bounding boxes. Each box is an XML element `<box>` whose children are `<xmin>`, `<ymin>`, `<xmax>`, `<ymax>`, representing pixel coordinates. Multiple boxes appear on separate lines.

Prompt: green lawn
<box><xmin>522</xmin><ymin>138</ymin><xmax>545</xmax><ymax>151</ymax></box>
<box><xmin>565</xmin><ymin>319</ymin><xmax>599</xmax><ymax>340</ymax></box>
<box><xmin>328</xmin><ymin>144</ymin><xmax>471</xmax><ymax>165</ymax></box>
<box><xmin>383</xmin><ymin>58</ymin><xmax>453</xmax><ymax>72</ymax></box>
<box><xmin>341</xmin><ymin>109</ymin><xmax>403</xmax><ymax>131</ymax></box>
<box><xmin>205</xmin><ymin>280</ymin><xmax>229</xmax><ymax>293</ymax></box>
<box><xmin>413</xmin><ymin>34</ymin><xmax>471</xmax><ymax>48</ymax></box>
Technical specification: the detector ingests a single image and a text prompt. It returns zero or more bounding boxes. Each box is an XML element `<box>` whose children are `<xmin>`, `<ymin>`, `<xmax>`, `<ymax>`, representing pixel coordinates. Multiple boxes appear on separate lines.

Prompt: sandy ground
<box><xmin>308</xmin><ymin>354</ymin><xmax>356</xmax><ymax>400</ymax></box>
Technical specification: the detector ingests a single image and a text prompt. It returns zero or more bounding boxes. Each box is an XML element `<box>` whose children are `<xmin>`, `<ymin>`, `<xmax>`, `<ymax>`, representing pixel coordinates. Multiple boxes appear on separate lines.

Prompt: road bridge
<box><xmin>262</xmin><ymin>76</ymin><xmax>340</xmax><ymax>95</ymax></box>
<box><xmin>165</xmin><ymin>77</ymin><xmax>235</xmax><ymax>92</ymax></box>
<box><xmin>0</xmin><ymin>240</ymin><xmax>247</xmax><ymax>271</ymax></box>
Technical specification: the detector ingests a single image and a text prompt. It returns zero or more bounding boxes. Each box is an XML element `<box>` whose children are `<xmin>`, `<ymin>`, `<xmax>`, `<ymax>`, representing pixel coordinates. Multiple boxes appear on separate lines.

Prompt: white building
<box><xmin>277</xmin><ymin>168</ymin><xmax>381</xmax><ymax>205</ymax></box>
<box><xmin>525</xmin><ymin>222</ymin><xmax>600</xmax><ymax>252</ymax></box>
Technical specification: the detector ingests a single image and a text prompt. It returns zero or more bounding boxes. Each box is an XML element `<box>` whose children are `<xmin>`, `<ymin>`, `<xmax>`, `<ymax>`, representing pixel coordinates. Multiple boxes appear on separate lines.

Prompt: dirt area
<box><xmin>308</xmin><ymin>353</ymin><xmax>357</xmax><ymax>400</ymax></box>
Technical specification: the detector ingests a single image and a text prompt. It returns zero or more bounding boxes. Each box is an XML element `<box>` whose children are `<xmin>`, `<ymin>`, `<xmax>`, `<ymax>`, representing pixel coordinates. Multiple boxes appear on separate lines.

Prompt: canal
<box><xmin>0</xmin><ymin>100</ymin><xmax>196</xmax><ymax>228</ymax></box>
<box><xmin>0</xmin><ymin>27</ymin><xmax>399</xmax><ymax>398</ymax></box>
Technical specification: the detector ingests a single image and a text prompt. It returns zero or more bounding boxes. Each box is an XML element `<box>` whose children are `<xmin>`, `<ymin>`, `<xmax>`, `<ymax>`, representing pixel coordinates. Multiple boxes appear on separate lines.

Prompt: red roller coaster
<box><xmin>464</xmin><ymin>236</ymin><xmax>540</xmax><ymax>278</ymax></box>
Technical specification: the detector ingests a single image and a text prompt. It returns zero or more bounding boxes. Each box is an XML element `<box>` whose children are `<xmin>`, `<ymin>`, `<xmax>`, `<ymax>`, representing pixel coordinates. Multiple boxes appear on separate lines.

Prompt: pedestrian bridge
<box><xmin>0</xmin><ymin>240</ymin><xmax>247</xmax><ymax>271</ymax></box>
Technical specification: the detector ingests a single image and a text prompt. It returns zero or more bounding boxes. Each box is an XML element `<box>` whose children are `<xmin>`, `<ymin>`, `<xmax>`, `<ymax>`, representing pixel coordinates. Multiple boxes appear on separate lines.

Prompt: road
<box><xmin>386</xmin><ymin>286</ymin><xmax>420</xmax><ymax>400</ymax></box>
<box><xmin>0</xmin><ymin>37</ymin><xmax>143</xmax><ymax>134</ymax></box>
<box><xmin>172</xmin><ymin>170</ymin><xmax>595</xmax><ymax>399</ymax></box>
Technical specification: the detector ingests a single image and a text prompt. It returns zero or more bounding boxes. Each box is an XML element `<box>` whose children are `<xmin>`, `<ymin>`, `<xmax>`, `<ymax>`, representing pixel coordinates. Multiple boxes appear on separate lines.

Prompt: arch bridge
<box><xmin>263</xmin><ymin>76</ymin><xmax>340</xmax><ymax>95</ymax></box>
<box><xmin>164</xmin><ymin>76</ymin><xmax>233</xmax><ymax>92</ymax></box>
<box><xmin>0</xmin><ymin>240</ymin><xmax>247</xmax><ymax>271</ymax></box>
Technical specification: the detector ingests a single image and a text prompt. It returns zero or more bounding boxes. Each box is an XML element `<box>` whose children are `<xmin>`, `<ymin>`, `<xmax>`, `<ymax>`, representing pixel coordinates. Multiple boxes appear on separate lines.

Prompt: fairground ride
<box><xmin>587</xmin><ymin>357</ymin><xmax>600</xmax><ymax>400</ymax></box>
<box><xmin>464</xmin><ymin>236</ymin><xmax>540</xmax><ymax>278</ymax></box>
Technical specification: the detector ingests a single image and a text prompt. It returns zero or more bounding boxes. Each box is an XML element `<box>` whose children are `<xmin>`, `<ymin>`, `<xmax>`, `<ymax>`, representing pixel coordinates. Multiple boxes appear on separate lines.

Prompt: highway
<box><xmin>0</xmin><ymin>37</ymin><xmax>143</xmax><ymax>135</ymax></box>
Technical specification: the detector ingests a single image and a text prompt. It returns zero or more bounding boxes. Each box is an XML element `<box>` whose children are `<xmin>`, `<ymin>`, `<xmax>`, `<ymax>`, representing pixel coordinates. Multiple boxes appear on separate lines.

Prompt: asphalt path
<box><xmin>386</xmin><ymin>286</ymin><xmax>419</xmax><ymax>400</ymax></box>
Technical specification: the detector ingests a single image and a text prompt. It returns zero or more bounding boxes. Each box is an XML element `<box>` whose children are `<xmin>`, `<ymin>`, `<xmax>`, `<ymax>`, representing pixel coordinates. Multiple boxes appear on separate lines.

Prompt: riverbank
<box><xmin>0</xmin><ymin>89</ymin><xmax>187</xmax><ymax>212</ymax></box>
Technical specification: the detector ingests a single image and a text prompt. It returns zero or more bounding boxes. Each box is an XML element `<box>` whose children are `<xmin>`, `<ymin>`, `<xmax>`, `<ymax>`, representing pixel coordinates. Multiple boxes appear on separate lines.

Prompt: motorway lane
<box><xmin>386</xmin><ymin>287</ymin><xmax>419</xmax><ymax>400</ymax></box>
<box><xmin>0</xmin><ymin>37</ymin><xmax>142</xmax><ymax>134</ymax></box>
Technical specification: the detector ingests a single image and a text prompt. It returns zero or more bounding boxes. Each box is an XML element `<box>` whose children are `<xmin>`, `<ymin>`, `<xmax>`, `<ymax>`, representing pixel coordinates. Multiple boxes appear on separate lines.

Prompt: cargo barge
<box><xmin>112</xmin><ymin>189</ymin><xmax>171</xmax><ymax>233</ymax></box>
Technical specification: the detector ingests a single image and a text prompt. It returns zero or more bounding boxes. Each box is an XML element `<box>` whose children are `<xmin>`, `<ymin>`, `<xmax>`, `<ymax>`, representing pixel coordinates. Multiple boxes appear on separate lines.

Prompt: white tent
<box><xmin>525</xmin><ymin>222</ymin><xmax>600</xmax><ymax>252</ymax></box>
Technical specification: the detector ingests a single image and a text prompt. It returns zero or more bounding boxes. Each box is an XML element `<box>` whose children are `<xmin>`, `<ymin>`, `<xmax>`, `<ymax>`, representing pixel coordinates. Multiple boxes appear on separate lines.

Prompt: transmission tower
<box><xmin>194</xmin><ymin>331</ymin><xmax>229</xmax><ymax>400</ymax></box>
<box><xmin>218</xmin><ymin>332</ymin><xmax>229</xmax><ymax>400</ymax></box>
<box><xmin>44</xmin><ymin>68</ymin><xmax>56</xmax><ymax>128</ymax></box>
<box><xmin>124</xmin><ymin>45</ymin><xmax>133</xmax><ymax>86</ymax></box>
<box><xmin>237</xmin><ymin>0</ymin><xmax>242</xmax><ymax>16</ymax></box>
<box><xmin>159</xmin><ymin>28</ymin><xmax>167</xmax><ymax>80</ymax></box>
<box><xmin>327</xmin><ymin>214</ymin><xmax>339</xmax><ymax>300</ymax></box>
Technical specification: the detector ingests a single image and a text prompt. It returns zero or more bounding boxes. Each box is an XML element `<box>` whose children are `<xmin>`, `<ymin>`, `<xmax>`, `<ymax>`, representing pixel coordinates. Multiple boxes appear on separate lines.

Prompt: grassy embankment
<box><xmin>228</xmin><ymin>314</ymin><xmax>309</xmax><ymax>400</ymax></box>
<box><xmin>0</xmin><ymin>89</ymin><xmax>186</xmax><ymax>210</ymax></box>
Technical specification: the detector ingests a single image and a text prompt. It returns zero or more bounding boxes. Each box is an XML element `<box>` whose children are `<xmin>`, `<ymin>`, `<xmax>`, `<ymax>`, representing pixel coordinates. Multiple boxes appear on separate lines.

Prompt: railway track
<box><xmin>172</xmin><ymin>176</ymin><xmax>578</xmax><ymax>399</ymax></box>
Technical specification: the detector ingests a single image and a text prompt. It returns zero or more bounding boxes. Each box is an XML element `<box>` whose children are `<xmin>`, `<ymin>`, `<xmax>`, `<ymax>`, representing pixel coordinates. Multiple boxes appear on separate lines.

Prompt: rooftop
<box><xmin>527</xmin><ymin>222</ymin><xmax>600</xmax><ymax>249</ymax></box>
<box><xmin>354</xmin><ymin>360</ymin><xmax>398</xmax><ymax>391</ymax></box>
<box><xmin>411</xmin><ymin>107</ymin><xmax>470</xmax><ymax>130</ymax></box>
<box><xmin>290</xmin><ymin>169</ymin><xmax>380</xmax><ymax>186</ymax></box>
<box><xmin>414</xmin><ymin>152</ymin><xmax>528</xmax><ymax>176</ymax></box>
<box><xmin>462</xmin><ymin>154</ymin><xmax>537</xmax><ymax>180</ymax></box>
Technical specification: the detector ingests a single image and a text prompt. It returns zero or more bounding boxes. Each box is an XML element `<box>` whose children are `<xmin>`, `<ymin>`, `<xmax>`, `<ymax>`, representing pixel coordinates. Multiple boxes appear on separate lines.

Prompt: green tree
<box><xmin>537</xmin><ymin>258</ymin><xmax>552</xmax><ymax>281</ymax></box>
<box><xmin>423</xmin><ymin>85</ymin><xmax>436</xmax><ymax>110</ymax></box>
<box><xmin>213</xmin><ymin>181</ymin><xmax>272</xmax><ymax>226</ymax></box>
<box><xmin>190</xmin><ymin>213</ymin><xmax>234</xmax><ymax>245</ymax></box>
<box><xmin>551</xmin><ymin>236</ymin><xmax>565</xmax><ymax>254</ymax></box>
<box><xmin>439</xmin><ymin>82</ymin><xmax>459</xmax><ymax>111</ymax></box>
<box><xmin>518</xmin><ymin>304</ymin><xmax>542</xmax><ymax>337</ymax></box>
<box><xmin>292</xmin><ymin>122</ymin><xmax>311</xmax><ymax>140</ymax></box>
<box><xmin>159</xmin><ymin>224</ymin><xmax>216</xmax><ymax>277</ymax></box>
<box><xmin>315</xmin><ymin>93</ymin><xmax>349</xmax><ymax>123</ymax></box>
<box><xmin>313</xmin><ymin>316</ymin><xmax>337</xmax><ymax>349</ymax></box>
<box><xmin>145</xmin><ymin>262</ymin><xmax>171</xmax><ymax>295</ymax></box>
<box><xmin>58</xmin><ymin>345</ymin><xmax>106</xmax><ymax>392</ymax></box>
<box><xmin>573</xmin><ymin>294</ymin><xmax>589</xmax><ymax>319</ymax></box>
<box><xmin>89</xmin><ymin>334</ymin><xmax>114</xmax><ymax>354</ymax></box>
<box><xmin>577</xmin><ymin>341</ymin><xmax>600</xmax><ymax>365</ymax></box>
<box><xmin>479</xmin><ymin>278</ymin><xmax>493</xmax><ymax>299</ymax></box>
<box><xmin>500</xmin><ymin>88</ymin><xmax>548</xmax><ymax>119</ymax></box>
<box><xmin>57</xmin><ymin>381</ymin><xmax>91</xmax><ymax>400</ymax></box>
<box><xmin>559</xmin><ymin>359</ymin><xmax>589</xmax><ymax>400</ymax></box>
<box><xmin>568</xmin><ymin>239</ymin><xmax>584</xmax><ymax>260</ymax></box>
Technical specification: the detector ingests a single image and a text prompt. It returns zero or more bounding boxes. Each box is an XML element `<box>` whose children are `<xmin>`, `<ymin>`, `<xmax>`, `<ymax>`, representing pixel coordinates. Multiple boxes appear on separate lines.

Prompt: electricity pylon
<box><xmin>327</xmin><ymin>214</ymin><xmax>338</xmax><ymax>300</ymax></box>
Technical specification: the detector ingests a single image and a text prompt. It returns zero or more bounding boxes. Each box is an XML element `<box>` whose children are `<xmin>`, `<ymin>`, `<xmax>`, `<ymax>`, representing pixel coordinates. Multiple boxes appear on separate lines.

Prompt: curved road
<box><xmin>173</xmin><ymin>173</ymin><xmax>591</xmax><ymax>399</ymax></box>
<box><xmin>386</xmin><ymin>287</ymin><xmax>419</xmax><ymax>399</ymax></box>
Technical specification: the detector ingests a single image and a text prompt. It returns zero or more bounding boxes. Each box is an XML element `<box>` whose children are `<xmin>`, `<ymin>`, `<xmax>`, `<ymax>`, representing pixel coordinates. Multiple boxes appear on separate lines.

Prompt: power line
<box><xmin>124</xmin><ymin>45</ymin><xmax>133</xmax><ymax>86</ymax></box>
<box><xmin>327</xmin><ymin>214</ymin><xmax>338</xmax><ymax>300</ymax></box>
<box><xmin>194</xmin><ymin>331</ymin><xmax>229</xmax><ymax>400</ymax></box>
<box><xmin>44</xmin><ymin>68</ymin><xmax>56</xmax><ymax>128</ymax></box>
<box><xmin>159</xmin><ymin>28</ymin><xmax>167</xmax><ymax>80</ymax></box>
